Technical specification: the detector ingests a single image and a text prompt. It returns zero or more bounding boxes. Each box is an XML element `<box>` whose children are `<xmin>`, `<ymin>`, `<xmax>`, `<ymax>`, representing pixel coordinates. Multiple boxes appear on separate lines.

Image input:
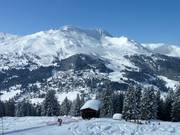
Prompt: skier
<box><xmin>58</xmin><ymin>118</ymin><xmax>62</xmax><ymax>126</ymax></box>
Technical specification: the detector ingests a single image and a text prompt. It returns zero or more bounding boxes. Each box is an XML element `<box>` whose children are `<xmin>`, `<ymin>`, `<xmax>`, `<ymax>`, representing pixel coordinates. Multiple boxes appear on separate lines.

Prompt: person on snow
<box><xmin>58</xmin><ymin>118</ymin><xmax>62</xmax><ymax>126</ymax></box>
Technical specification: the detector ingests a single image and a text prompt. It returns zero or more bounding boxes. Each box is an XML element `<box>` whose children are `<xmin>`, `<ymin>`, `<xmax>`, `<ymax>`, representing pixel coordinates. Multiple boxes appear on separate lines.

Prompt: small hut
<box><xmin>80</xmin><ymin>100</ymin><xmax>101</xmax><ymax>119</ymax></box>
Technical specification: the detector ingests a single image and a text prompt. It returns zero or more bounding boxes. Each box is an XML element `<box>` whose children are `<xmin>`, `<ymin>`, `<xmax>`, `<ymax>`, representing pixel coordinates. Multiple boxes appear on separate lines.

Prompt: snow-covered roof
<box><xmin>80</xmin><ymin>100</ymin><xmax>101</xmax><ymax>111</ymax></box>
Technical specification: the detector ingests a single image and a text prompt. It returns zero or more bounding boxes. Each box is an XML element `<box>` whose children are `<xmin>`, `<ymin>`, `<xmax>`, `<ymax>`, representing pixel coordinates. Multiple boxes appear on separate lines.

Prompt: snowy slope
<box><xmin>2</xmin><ymin>117</ymin><xmax>180</xmax><ymax>135</ymax></box>
<box><xmin>142</xmin><ymin>43</ymin><xmax>180</xmax><ymax>57</ymax></box>
<box><xmin>158</xmin><ymin>76</ymin><xmax>179</xmax><ymax>90</ymax></box>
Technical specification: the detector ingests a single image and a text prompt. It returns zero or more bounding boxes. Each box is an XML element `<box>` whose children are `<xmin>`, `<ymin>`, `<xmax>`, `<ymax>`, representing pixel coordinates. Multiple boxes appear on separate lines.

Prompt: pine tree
<box><xmin>152</xmin><ymin>89</ymin><xmax>158</xmax><ymax>119</ymax></box>
<box><xmin>35</xmin><ymin>104</ymin><xmax>42</xmax><ymax>116</ymax></box>
<box><xmin>41</xmin><ymin>90</ymin><xmax>60</xmax><ymax>116</ymax></box>
<box><xmin>70</xmin><ymin>94</ymin><xmax>81</xmax><ymax>116</ymax></box>
<box><xmin>15</xmin><ymin>100</ymin><xmax>36</xmax><ymax>116</ymax></box>
<box><xmin>0</xmin><ymin>100</ymin><xmax>5</xmax><ymax>117</ymax></box>
<box><xmin>122</xmin><ymin>85</ymin><xmax>135</xmax><ymax>120</ymax></box>
<box><xmin>157</xmin><ymin>98</ymin><xmax>166</xmax><ymax>120</ymax></box>
<box><xmin>60</xmin><ymin>97</ymin><xmax>72</xmax><ymax>116</ymax></box>
<box><xmin>100</xmin><ymin>89</ymin><xmax>114</xmax><ymax>117</ymax></box>
<box><xmin>4</xmin><ymin>99</ymin><xmax>15</xmax><ymax>116</ymax></box>
<box><xmin>156</xmin><ymin>90</ymin><xmax>162</xmax><ymax>119</ymax></box>
<box><xmin>15</xmin><ymin>101</ymin><xmax>23</xmax><ymax>116</ymax></box>
<box><xmin>140</xmin><ymin>87</ymin><xmax>157</xmax><ymax>120</ymax></box>
<box><xmin>112</xmin><ymin>92</ymin><xmax>124</xmax><ymax>114</ymax></box>
<box><xmin>80</xmin><ymin>93</ymin><xmax>85</xmax><ymax>107</ymax></box>
<box><xmin>171</xmin><ymin>85</ymin><xmax>180</xmax><ymax>121</ymax></box>
<box><xmin>15</xmin><ymin>100</ymin><xmax>27</xmax><ymax>116</ymax></box>
<box><xmin>164</xmin><ymin>89</ymin><xmax>174</xmax><ymax>121</ymax></box>
<box><xmin>122</xmin><ymin>84</ymin><xmax>141</xmax><ymax>121</ymax></box>
<box><xmin>133</xmin><ymin>85</ymin><xmax>142</xmax><ymax>120</ymax></box>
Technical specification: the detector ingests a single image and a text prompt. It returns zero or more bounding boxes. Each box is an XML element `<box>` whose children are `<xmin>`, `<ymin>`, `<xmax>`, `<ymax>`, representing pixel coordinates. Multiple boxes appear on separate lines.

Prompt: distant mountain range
<box><xmin>0</xmin><ymin>26</ymin><xmax>179</xmax><ymax>103</ymax></box>
<box><xmin>142</xmin><ymin>43</ymin><xmax>180</xmax><ymax>57</ymax></box>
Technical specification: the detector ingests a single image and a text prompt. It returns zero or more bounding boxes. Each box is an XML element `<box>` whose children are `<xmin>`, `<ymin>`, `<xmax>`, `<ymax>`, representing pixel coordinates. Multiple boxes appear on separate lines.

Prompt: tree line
<box><xmin>0</xmin><ymin>85</ymin><xmax>180</xmax><ymax>122</ymax></box>
<box><xmin>0</xmin><ymin>90</ymin><xmax>84</xmax><ymax>117</ymax></box>
<box><xmin>97</xmin><ymin>84</ymin><xmax>180</xmax><ymax>122</ymax></box>
<box><xmin>122</xmin><ymin>85</ymin><xmax>180</xmax><ymax>122</ymax></box>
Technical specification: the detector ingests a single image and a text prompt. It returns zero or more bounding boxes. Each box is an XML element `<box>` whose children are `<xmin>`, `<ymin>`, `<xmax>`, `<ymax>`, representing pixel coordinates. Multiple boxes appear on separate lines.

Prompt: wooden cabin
<box><xmin>80</xmin><ymin>100</ymin><xmax>101</xmax><ymax>119</ymax></box>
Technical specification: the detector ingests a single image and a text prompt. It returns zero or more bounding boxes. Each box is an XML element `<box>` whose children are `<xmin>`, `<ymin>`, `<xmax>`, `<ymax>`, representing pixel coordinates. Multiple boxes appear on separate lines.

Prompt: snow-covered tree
<box><xmin>15</xmin><ymin>102</ymin><xmax>22</xmax><ymax>116</ymax></box>
<box><xmin>15</xmin><ymin>100</ymin><xmax>36</xmax><ymax>116</ymax></box>
<box><xmin>4</xmin><ymin>99</ymin><xmax>15</xmax><ymax>116</ymax></box>
<box><xmin>156</xmin><ymin>90</ymin><xmax>162</xmax><ymax>119</ymax></box>
<box><xmin>112</xmin><ymin>92</ymin><xmax>124</xmax><ymax>114</ymax></box>
<box><xmin>41</xmin><ymin>90</ymin><xmax>60</xmax><ymax>116</ymax></box>
<box><xmin>0</xmin><ymin>100</ymin><xmax>5</xmax><ymax>117</ymax></box>
<box><xmin>163</xmin><ymin>89</ymin><xmax>174</xmax><ymax>121</ymax></box>
<box><xmin>122</xmin><ymin>85</ymin><xmax>135</xmax><ymax>120</ymax></box>
<box><xmin>35</xmin><ymin>104</ymin><xmax>42</xmax><ymax>116</ymax></box>
<box><xmin>80</xmin><ymin>93</ymin><xmax>85</xmax><ymax>107</ymax></box>
<box><xmin>99</xmin><ymin>88</ymin><xmax>114</xmax><ymax>117</ymax></box>
<box><xmin>140</xmin><ymin>87</ymin><xmax>157</xmax><ymax>120</ymax></box>
<box><xmin>122</xmin><ymin>84</ymin><xmax>142</xmax><ymax>121</ymax></box>
<box><xmin>70</xmin><ymin>94</ymin><xmax>81</xmax><ymax>116</ymax></box>
<box><xmin>60</xmin><ymin>97</ymin><xmax>72</xmax><ymax>116</ymax></box>
<box><xmin>171</xmin><ymin>85</ymin><xmax>180</xmax><ymax>121</ymax></box>
<box><xmin>133</xmin><ymin>85</ymin><xmax>142</xmax><ymax>120</ymax></box>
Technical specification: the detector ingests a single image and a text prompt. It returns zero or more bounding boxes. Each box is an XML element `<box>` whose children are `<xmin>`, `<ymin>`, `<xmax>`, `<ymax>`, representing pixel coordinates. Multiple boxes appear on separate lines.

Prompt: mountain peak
<box><xmin>61</xmin><ymin>25</ymin><xmax>112</xmax><ymax>39</ymax></box>
<box><xmin>61</xmin><ymin>25</ymin><xmax>80</xmax><ymax>31</ymax></box>
<box><xmin>0</xmin><ymin>32</ymin><xmax>18</xmax><ymax>41</ymax></box>
<box><xmin>0</xmin><ymin>32</ymin><xmax>10</xmax><ymax>40</ymax></box>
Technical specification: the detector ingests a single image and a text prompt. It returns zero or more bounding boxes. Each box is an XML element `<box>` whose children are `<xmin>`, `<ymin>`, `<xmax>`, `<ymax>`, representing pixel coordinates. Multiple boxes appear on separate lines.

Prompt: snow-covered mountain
<box><xmin>0</xmin><ymin>26</ymin><xmax>150</xmax><ymax>69</ymax></box>
<box><xmin>0</xmin><ymin>32</ymin><xmax>18</xmax><ymax>43</ymax></box>
<box><xmin>0</xmin><ymin>26</ymin><xmax>179</xmax><ymax>103</ymax></box>
<box><xmin>142</xmin><ymin>43</ymin><xmax>180</xmax><ymax>57</ymax></box>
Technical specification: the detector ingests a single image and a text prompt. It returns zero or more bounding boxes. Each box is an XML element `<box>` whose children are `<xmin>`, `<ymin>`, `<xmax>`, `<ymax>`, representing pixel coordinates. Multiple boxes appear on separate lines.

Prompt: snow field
<box><xmin>1</xmin><ymin>117</ymin><xmax>180</xmax><ymax>135</ymax></box>
<box><xmin>68</xmin><ymin>119</ymin><xmax>180</xmax><ymax>135</ymax></box>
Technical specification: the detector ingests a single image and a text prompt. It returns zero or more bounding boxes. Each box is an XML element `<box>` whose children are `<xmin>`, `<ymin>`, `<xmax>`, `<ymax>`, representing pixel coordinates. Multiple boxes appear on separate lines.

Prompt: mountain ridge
<box><xmin>0</xmin><ymin>26</ymin><xmax>179</xmax><ymax>103</ymax></box>
<box><xmin>1</xmin><ymin>26</ymin><xmax>180</xmax><ymax>58</ymax></box>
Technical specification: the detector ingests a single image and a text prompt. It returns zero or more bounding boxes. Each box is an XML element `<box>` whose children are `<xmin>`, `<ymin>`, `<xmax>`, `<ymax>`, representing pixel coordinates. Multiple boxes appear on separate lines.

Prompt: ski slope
<box><xmin>1</xmin><ymin>117</ymin><xmax>180</xmax><ymax>135</ymax></box>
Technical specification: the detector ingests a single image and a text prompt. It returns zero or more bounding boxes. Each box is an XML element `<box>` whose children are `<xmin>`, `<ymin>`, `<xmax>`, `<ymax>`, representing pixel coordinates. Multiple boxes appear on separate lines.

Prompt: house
<box><xmin>80</xmin><ymin>100</ymin><xmax>101</xmax><ymax>119</ymax></box>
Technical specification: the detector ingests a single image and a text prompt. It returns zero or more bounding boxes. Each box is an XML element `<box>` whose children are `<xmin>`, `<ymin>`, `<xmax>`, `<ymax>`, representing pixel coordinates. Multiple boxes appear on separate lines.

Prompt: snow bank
<box><xmin>113</xmin><ymin>113</ymin><xmax>122</xmax><ymax>120</ymax></box>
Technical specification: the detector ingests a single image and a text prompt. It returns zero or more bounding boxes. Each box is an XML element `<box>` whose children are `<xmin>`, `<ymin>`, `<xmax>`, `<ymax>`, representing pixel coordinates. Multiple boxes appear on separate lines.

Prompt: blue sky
<box><xmin>0</xmin><ymin>0</ymin><xmax>179</xmax><ymax>44</ymax></box>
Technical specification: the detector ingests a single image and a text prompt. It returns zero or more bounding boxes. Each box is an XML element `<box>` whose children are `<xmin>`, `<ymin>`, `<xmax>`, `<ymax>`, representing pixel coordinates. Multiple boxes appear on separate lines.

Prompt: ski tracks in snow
<box><xmin>3</xmin><ymin>117</ymin><xmax>180</xmax><ymax>135</ymax></box>
<box><xmin>68</xmin><ymin>120</ymin><xmax>126</xmax><ymax>135</ymax></box>
<box><xmin>68</xmin><ymin>119</ymin><xmax>179</xmax><ymax>135</ymax></box>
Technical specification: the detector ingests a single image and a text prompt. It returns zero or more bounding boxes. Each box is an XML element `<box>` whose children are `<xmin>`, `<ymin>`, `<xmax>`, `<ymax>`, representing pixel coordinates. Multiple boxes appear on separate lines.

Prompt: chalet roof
<box><xmin>80</xmin><ymin>99</ymin><xmax>101</xmax><ymax>111</ymax></box>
